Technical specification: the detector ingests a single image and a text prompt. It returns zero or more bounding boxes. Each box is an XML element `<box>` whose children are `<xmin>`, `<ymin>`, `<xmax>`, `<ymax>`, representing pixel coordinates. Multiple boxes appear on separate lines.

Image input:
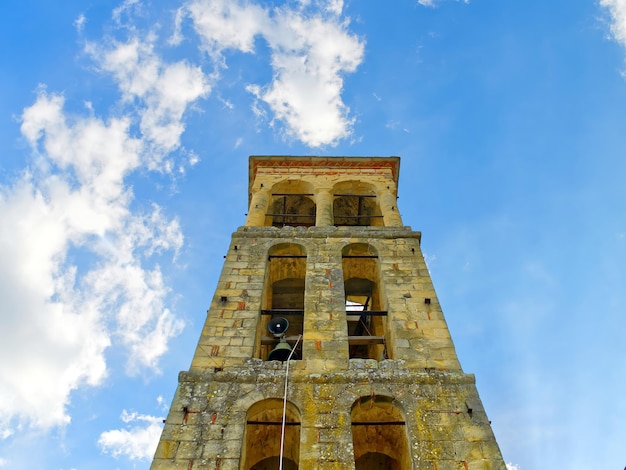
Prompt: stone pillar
<box><xmin>302</xmin><ymin>244</ymin><xmax>349</xmax><ymax>370</ymax></box>
<box><xmin>377</xmin><ymin>188</ymin><xmax>403</xmax><ymax>227</ymax></box>
<box><xmin>314</xmin><ymin>187</ymin><xmax>334</xmax><ymax>227</ymax></box>
<box><xmin>244</xmin><ymin>187</ymin><xmax>271</xmax><ymax>226</ymax></box>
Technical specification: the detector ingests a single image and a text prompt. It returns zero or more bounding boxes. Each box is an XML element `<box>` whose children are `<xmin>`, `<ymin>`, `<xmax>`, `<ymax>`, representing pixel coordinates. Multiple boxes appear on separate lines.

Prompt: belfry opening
<box><xmin>266</xmin><ymin>180</ymin><xmax>315</xmax><ymax>228</ymax></box>
<box><xmin>342</xmin><ymin>243</ymin><xmax>388</xmax><ymax>360</ymax></box>
<box><xmin>258</xmin><ymin>243</ymin><xmax>306</xmax><ymax>361</ymax></box>
<box><xmin>333</xmin><ymin>181</ymin><xmax>383</xmax><ymax>227</ymax></box>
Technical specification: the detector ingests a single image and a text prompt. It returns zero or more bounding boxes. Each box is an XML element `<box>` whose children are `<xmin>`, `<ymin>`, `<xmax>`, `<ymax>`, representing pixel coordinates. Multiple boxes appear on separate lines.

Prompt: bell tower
<box><xmin>151</xmin><ymin>156</ymin><xmax>506</xmax><ymax>469</ymax></box>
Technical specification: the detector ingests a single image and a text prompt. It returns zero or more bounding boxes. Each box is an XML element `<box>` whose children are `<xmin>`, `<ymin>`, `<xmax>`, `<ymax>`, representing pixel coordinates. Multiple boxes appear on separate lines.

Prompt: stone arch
<box><xmin>339</xmin><ymin>387</ymin><xmax>410</xmax><ymax>420</ymax></box>
<box><xmin>350</xmin><ymin>394</ymin><xmax>412</xmax><ymax>470</ymax></box>
<box><xmin>229</xmin><ymin>386</ymin><xmax>305</xmax><ymax>424</ymax></box>
<box><xmin>242</xmin><ymin>398</ymin><xmax>301</xmax><ymax>470</ymax></box>
<box><xmin>342</xmin><ymin>243</ymin><xmax>388</xmax><ymax>360</ymax></box>
<box><xmin>267</xmin><ymin>179</ymin><xmax>316</xmax><ymax>227</ymax></box>
<box><xmin>257</xmin><ymin>243</ymin><xmax>308</xmax><ymax>360</ymax></box>
<box><xmin>332</xmin><ymin>180</ymin><xmax>383</xmax><ymax>226</ymax></box>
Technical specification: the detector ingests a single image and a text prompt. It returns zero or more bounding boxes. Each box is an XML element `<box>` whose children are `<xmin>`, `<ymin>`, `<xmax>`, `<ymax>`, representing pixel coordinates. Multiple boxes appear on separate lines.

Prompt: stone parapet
<box><xmin>235</xmin><ymin>224</ymin><xmax>421</xmax><ymax>241</ymax></box>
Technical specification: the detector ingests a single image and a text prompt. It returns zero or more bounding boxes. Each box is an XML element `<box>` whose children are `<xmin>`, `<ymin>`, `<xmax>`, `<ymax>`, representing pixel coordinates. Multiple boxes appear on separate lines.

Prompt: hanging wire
<box><xmin>278</xmin><ymin>334</ymin><xmax>302</xmax><ymax>470</ymax></box>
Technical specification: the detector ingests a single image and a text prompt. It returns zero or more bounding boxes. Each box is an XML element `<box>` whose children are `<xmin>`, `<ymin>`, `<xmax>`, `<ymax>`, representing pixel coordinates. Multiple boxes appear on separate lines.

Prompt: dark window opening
<box><xmin>268</xmin><ymin>194</ymin><xmax>315</xmax><ymax>227</ymax></box>
<box><xmin>333</xmin><ymin>194</ymin><xmax>382</xmax><ymax>227</ymax></box>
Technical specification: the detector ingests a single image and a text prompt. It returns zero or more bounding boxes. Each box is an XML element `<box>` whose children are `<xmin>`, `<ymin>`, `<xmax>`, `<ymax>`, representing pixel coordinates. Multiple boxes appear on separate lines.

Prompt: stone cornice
<box><xmin>248</xmin><ymin>155</ymin><xmax>401</xmax><ymax>194</ymax></box>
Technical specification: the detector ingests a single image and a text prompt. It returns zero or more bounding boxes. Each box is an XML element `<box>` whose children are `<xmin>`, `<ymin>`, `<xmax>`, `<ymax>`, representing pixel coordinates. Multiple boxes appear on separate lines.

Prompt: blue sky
<box><xmin>1</xmin><ymin>0</ymin><xmax>625</xmax><ymax>468</ymax></box>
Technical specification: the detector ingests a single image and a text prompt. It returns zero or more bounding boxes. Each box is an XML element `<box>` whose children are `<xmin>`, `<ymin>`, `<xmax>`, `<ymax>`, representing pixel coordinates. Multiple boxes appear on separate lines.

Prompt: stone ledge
<box><xmin>234</xmin><ymin>225</ymin><xmax>421</xmax><ymax>241</ymax></box>
<box><xmin>178</xmin><ymin>365</ymin><xmax>476</xmax><ymax>386</ymax></box>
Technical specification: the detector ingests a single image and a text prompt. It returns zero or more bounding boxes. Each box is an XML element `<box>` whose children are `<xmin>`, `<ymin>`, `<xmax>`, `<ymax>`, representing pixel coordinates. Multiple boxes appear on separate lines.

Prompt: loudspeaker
<box><xmin>268</xmin><ymin>317</ymin><xmax>289</xmax><ymax>337</ymax></box>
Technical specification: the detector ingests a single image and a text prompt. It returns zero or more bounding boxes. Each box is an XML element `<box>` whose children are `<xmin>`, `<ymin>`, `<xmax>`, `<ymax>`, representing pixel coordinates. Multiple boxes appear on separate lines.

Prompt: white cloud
<box><xmin>0</xmin><ymin>93</ymin><xmax>132</xmax><ymax>431</ymax></box>
<box><xmin>188</xmin><ymin>151</ymin><xmax>200</xmax><ymax>167</ymax></box>
<box><xmin>185</xmin><ymin>0</ymin><xmax>364</xmax><ymax>147</ymax></box>
<box><xmin>156</xmin><ymin>395</ymin><xmax>167</xmax><ymax>411</ymax></box>
<box><xmin>602</xmin><ymin>0</ymin><xmax>626</xmax><ymax>47</ymax></box>
<box><xmin>325</xmin><ymin>0</ymin><xmax>344</xmax><ymax>16</ymax></box>
<box><xmin>74</xmin><ymin>13</ymin><xmax>87</xmax><ymax>33</ymax></box>
<box><xmin>418</xmin><ymin>0</ymin><xmax>469</xmax><ymax>6</ymax></box>
<box><xmin>87</xmin><ymin>35</ymin><xmax>211</xmax><ymax>166</ymax></box>
<box><xmin>112</xmin><ymin>0</ymin><xmax>142</xmax><ymax>26</ymax></box>
<box><xmin>254</xmin><ymin>9</ymin><xmax>363</xmax><ymax>146</ymax></box>
<box><xmin>186</xmin><ymin>0</ymin><xmax>268</xmax><ymax>57</ymax></box>
<box><xmin>0</xmin><ymin>24</ymin><xmax>206</xmax><ymax>434</ymax></box>
<box><xmin>98</xmin><ymin>410</ymin><xmax>163</xmax><ymax>460</ymax></box>
<box><xmin>506</xmin><ymin>463</ymin><xmax>521</xmax><ymax>470</ymax></box>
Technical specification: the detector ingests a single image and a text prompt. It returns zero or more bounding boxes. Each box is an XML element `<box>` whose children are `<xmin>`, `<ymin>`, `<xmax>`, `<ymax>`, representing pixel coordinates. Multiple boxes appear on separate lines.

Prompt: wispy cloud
<box><xmin>418</xmin><ymin>0</ymin><xmax>469</xmax><ymax>6</ymax></box>
<box><xmin>74</xmin><ymin>13</ymin><xmax>87</xmax><ymax>33</ymax></box>
<box><xmin>182</xmin><ymin>0</ymin><xmax>364</xmax><ymax>147</ymax></box>
<box><xmin>602</xmin><ymin>0</ymin><xmax>626</xmax><ymax>49</ymax></box>
<box><xmin>98</xmin><ymin>410</ymin><xmax>163</xmax><ymax>460</ymax></box>
<box><xmin>86</xmin><ymin>34</ymin><xmax>211</xmax><ymax>169</ymax></box>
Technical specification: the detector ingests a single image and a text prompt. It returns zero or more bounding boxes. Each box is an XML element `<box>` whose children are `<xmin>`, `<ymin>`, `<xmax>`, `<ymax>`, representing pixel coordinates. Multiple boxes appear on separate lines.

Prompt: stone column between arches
<box><xmin>377</xmin><ymin>187</ymin><xmax>403</xmax><ymax>227</ymax></box>
<box><xmin>314</xmin><ymin>187</ymin><xmax>333</xmax><ymax>227</ymax></box>
<box><xmin>245</xmin><ymin>187</ymin><xmax>271</xmax><ymax>226</ymax></box>
<box><xmin>302</xmin><ymin>240</ymin><xmax>350</xmax><ymax>369</ymax></box>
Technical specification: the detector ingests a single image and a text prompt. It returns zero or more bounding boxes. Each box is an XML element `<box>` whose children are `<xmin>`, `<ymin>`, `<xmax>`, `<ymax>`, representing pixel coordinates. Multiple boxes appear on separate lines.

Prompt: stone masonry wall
<box><xmin>190</xmin><ymin>226</ymin><xmax>462</xmax><ymax>372</ymax></box>
<box><xmin>151</xmin><ymin>361</ymin><xmax>505</xmax><ymax>470</ymax></box>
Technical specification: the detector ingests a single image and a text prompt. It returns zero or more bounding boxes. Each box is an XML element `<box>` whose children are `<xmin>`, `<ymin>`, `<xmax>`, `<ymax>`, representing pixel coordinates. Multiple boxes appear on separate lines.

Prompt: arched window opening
<box><xmin>258</xmin><ymin>244</ymin><xmax>306</xmax><ymax>361</ymax></box>
<box><xmin>333</xmin><ymin>181</ymin><xmax>382</xmax><ymax>227</ymax></box>
<box><xmin>243</xmin><ymin>399</ymin><xmax>300</xmax><ymax>470</ymax></box>
<box><xmin>351</xmin><ymin>396</ymin><xmax>410</xmax><ymax>470</ymax></box>
<box><xmin>342</xmin><ymin>244</ymin><xmax>388</xmax><ymax>360</ymax></box>
<box><xmin>268</xmin><ymin>195</ymin><xmax>315</xmax><ymax>227</ymax></box>
<box><xmin>266</xmin><ymin>180</ymin><xmax>315</xmax><ymax>227</ymax></box>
